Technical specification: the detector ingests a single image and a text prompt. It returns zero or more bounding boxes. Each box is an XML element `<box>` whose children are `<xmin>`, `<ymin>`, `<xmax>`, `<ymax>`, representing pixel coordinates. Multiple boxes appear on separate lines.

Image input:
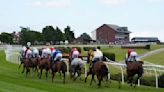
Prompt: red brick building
<box><xmin>92</xmin><ymin>24</ymin><xmax>131</xmax><ymax>44</ymax></box>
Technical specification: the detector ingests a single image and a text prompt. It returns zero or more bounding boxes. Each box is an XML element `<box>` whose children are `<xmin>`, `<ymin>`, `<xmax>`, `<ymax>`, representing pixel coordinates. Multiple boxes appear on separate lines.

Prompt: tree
<box><xmin>55</xmin><ymin>27</ymin><xmax>65</xmax><ymax>42</ymax></box>
<box><xmin>64</xmin><ymin>26</ymin><xmax>75</xmax><ymax>43</ymax></box>
<box><xmin>42</xmin><ymin>26</ymin><xmax>55</xmax><ymax>43</ymax></box>
<box><xmin>0</xmin><ymin>32</ymin><xmax>13</xmax><ymax>44</ymax></box>
<box><xmin>79</xmin><ymin>33</ymin><xmax>92</xmax><ymax>40</ymax></box>
<box><xmin>19</xmin><ymin>27</ymin><xmax>43</xmax><ymax>45</ymax></box>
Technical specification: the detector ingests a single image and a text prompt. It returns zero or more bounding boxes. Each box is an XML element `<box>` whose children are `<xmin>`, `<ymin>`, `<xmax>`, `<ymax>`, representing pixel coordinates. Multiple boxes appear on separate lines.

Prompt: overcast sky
<box><xmin>0</xmin><ymin>0</ymin><xmax>164</xmax><ymax>41</ymax></box>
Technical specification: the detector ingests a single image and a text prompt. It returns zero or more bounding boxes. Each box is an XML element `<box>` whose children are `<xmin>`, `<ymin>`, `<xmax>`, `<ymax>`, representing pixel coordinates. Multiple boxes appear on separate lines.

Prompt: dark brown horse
<box><xmin>85</xmin><ymin>50</ymin><xmax>109</xmax><ymax>87</ymax></box>
<box><xmin>21</xmin><ymin>58</ymin><xmax>35</xmax><ymax>77</ymax></box>
<box><xmin>38</xmin><ymin>57</ymin><xmax>51</xmax><ymax>79</ymax></box>
<box><xmin>126</xmin><ymin>61</ymin><xmax>144</xmax><ymax>88</ymax></box>
<box><xmin>51</xmin><ymin>60</ymin><xmax>67</xmax><ymax>84</ymax></box>
<box><xmin>20</xmin><ymin>56</ymin><xmax>40</xmax><ymax>73</ymax></box>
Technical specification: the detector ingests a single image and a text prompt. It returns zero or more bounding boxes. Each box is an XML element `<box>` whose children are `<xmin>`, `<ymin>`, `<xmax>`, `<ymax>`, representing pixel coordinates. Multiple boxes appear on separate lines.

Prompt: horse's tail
<box><xmin>101</xmin><ymin>64</ymin><xmax>108</xmax><ymax>76</ymax></box>
<box><xmin>61</xmin><ymin>61</ymin><xmax>67</xmax><ymax>72</ymax></box>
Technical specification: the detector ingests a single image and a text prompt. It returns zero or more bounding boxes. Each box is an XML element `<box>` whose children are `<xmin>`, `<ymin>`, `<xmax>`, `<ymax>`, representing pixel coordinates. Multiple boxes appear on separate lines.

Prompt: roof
<box><xmin>132</xmin><ymin>37</ymin><xmax>158</xmax><ymax>40</ymax></box>
<box><xmin>131</xmin><ymin>37</ymin><xmax>159</xmax><ymax>42</ymax></box>
<box><xmin>105</xmin><ymin>24</ymin><xmax>131</xmax><ymax>33</ymax></box>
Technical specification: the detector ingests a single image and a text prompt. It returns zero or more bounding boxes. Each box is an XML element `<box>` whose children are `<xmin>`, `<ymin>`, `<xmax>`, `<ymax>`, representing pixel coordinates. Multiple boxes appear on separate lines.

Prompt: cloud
<box><xmin>31</xmin><ymin>0</ymin><xmax>71</xmax><ymax>8</ymax></box>
<box><xmin>100</xmin><ymin>0</ymin><xmax>127</xmax><ymax>6</ymax></box>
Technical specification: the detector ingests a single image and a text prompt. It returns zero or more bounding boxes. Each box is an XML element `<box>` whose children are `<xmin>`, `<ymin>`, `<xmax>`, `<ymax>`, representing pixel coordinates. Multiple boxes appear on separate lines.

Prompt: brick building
<box><xmin>92</xmin><ymin>24</ymin><xmax>131</xmax><ymax>44</ymax></box>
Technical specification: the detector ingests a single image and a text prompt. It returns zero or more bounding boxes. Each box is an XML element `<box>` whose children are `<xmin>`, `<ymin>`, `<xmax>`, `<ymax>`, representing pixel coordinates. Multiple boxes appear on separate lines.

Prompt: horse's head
<box><xmin>87</xmin><ymin>49</ymin><xmax>94</xmax><ymax>63</ymax></box>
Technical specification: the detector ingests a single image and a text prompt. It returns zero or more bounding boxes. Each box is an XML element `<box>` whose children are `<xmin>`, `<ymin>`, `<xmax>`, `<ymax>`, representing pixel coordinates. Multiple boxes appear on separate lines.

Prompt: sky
<box><xmin>0</xmin><ymin>0</ymin><xmax>164</xmax><ymax>41</ymax></box>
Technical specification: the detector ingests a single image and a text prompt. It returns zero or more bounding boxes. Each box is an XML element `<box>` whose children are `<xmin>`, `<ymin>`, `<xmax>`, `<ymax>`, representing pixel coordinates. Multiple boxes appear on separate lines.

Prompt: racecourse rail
<box><xmin>2</xmin><ymin>45</ymin><xmax>164</xmax><ymax>88</ymax></box>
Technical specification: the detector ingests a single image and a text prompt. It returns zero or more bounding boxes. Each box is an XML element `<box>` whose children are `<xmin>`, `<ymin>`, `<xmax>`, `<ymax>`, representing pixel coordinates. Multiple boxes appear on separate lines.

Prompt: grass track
<box><xmin>0</xmin><ymin>51</ymin><xmax>164</xmax><ymax>92</ymax></box>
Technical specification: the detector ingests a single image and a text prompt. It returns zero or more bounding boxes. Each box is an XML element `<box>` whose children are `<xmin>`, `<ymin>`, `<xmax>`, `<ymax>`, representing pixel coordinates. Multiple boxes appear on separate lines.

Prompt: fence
<box><xmin>4</xmin><ymin>45</ymin><xmax>164</xmax><ymax>88</ymax></box>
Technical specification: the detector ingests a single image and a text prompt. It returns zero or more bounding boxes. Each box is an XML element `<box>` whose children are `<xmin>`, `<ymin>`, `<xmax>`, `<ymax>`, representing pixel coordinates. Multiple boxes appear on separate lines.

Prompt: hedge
<box><xmin>83</xmin><ymin>47</ymin><xmax>95</xmax><ymax>51</ymax></box>
<box><xmin>159</xmin><ymin>74</ymin><xmax>164</xmax><ymax>88</ymax></box>
<box><xmin>121</xmin><ymin>45</ymin><xmax>151</xmax><ymax>50</ymax></box>
<box><xmin>71</xmin><ymin>47</ymin><xmax>82</xmax><ymax>53</ymax></box>
<box><xmin>110</xmin><ymin>73</ymin><xmax>164</xmax><ymax>88</ymax></box>
<box><xmin>57</xmin><ymin>47</ymin><xmax>71</xmax><ymax>54</ymax></box>
<box><xmin>103</xmin><ymin>52</ymin><xmax>115</xmax><ymax>61</ymax></box>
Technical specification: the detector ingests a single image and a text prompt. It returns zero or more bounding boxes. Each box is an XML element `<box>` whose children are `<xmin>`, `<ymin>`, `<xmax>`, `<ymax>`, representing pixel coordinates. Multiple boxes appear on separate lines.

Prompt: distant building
<box><xmin>92</xmin><ymin>24</ymin><xmax>131</xmax><ymax>44</ymax></box>
<box><xmin>131</xmin><ymin>37</ymin><xmax>160</xmax><ymax>44</ymax></box>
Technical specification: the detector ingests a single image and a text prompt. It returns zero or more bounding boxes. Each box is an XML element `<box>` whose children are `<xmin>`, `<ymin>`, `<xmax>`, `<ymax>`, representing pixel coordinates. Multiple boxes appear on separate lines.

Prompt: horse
<box><xmin>85</xmin><ymin>49</ymin><xmax>109</xmax><ymax>87</ymax></box>
<box><xmin>38</xmin><ymin>56</ymin><xmax>51</xmax><ymax>79</ymax></box>
<box><xmin>21</xmin><ymin>58</ymin><xmax>35</xmax><ymax>77</ymax></box>
<box><xmin>51</xmin><ymin>59</ymin><xmax>67</xmax><ymax>84</ymax></box>
<box><xmin>70</xmin><ymin>58</ymin><xmax>84</xmax><ymax>81</ymax></box>
<box><xmin>126</xmin><ymin>60</ymin><xmax>144</xmax><ymax>88</ymax></box>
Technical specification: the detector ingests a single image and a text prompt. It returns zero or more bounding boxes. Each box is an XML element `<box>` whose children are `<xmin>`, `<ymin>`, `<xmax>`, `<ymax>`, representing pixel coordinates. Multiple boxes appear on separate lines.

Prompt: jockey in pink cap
<box><xmin>125</xmin><ymin>48</ymin><xmax>138</xmax><ymax>64</ymax></box>
<box><xmin>70</xmin><ymin>48</ymin><xmax>80</xmax><ymax>59</ymax></box>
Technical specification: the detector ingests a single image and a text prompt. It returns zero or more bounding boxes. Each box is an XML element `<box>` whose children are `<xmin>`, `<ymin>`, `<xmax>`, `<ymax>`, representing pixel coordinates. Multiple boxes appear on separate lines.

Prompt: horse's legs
<box><xmin>45</xmin><ymin>69</ymin><xmax>49</xmax><ymax>80</ymax></box>
<box><xmin>90</xmin><ymin>74</ymin><xmax>95</xmax><ymax>86</ymax></box>
<box><xmin>134</xmin><ymin>73</ymin><xmax>142</xmax><ymax>88</ymax></box>
<box><xmin>19</xmin><ymin>61</ymin><xmax>23</xmax><ymax>69</ymax></box>
<box><xmin>39</xmin><ymin>68</ymin><xmax>43</xmax><ymax>79</ymax></box>
<box><xmin>74</xmin><ymin>68</ymin><xmax>82</xmax><ymax>81</ymax></box>
<box><xmin>97</xmin><ymin>74</ymin><xmax>103</xmax><ymax>87</ymax></box>
<box><xmin>26</xmin><ymin>68</ymin><xmax>30</xmax><ymax>78</ymax></box>
<box><xmin>63</xmin><ymin>72</ymin><xmax>66</xmax><ymax>84</ymax></box>
<box><xmin>85</xmin><ymin>71</ymin><xmax>92</xmax><ymax>83</ymax></box>
<box><xmin>22</xmin><ymin>65</ymin><xmax>25</xmax><ymax>73</ymax></box>
<box><xmin>52</xmin><ymin>71</ymin><xmax>55</xmax><ymax>83</ymax></box>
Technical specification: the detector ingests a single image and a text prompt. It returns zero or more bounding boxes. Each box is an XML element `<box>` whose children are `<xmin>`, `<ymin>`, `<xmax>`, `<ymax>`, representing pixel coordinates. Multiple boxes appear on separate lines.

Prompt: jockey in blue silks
<box><xmin>52</xmin><ymin>49</ymin><xmax>62</xmax><ymax>62</ymax></box>
<box><xmin>32</xmin><ymin>48</ymin><xmax>39</xmax><ymax>58</ymax></box>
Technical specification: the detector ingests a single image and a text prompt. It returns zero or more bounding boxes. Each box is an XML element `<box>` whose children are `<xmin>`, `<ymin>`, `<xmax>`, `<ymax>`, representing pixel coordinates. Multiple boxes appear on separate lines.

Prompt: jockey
<box><xmin>70</xmin><ymin>48</ymin><xmax>80</xmax><ymax>59</ymax></box>
<box><xmin>125</xmin><ymin>49</ymin><xmax>138</xmax><ymax>63</ymax></box>
<box><xmin>92</xmin><ymin>47</ymin><xmax>103</xmax><ymax>63</ymax></box>
<box><xmin>32</xmin><ymin>48</ymin><xmax>39</xmax><ymax>58</ymax></box>
<box><xmin>125</xmin><ymin>49</ymin><xmax>133</xmax><ymax>64</ymax></box>
<box><xmin>128</xmin><ymin>51</ymin><xmax>138</xmax><ymax>62</ymax></box>
<box><xmin>41</xmin><ymin>48</ymin><xmax>47</xmax><ymax>58</ymax></box>
<box><xmin>52</xmin><ymin>49</ymin><xmax>62</xmax><ymax>62</ymax></box>
<box><xmin>21</xmin><ymin>46</ymin><xmax>27</xmax><ymax>58</ymax></box>
<box><xmin>46</xmin><ymin>48</ymin><xmax>51</xmax><ymax>57</ymax></box>
<box><xmin>50</xmin><ymin>47</ymin><xmax>56</xmax><ymax>56</ymax></box>
<box><xmin>25</xmin><ymin>47</ymin><xmax>32</xmax><ymax>58</ymax></box>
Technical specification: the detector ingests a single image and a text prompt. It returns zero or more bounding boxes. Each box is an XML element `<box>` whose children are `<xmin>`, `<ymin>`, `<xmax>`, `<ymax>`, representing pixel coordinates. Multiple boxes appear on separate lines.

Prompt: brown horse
<box><xmin>85</xmin><ymin>50</ymin><xmax>109</xmax><ymax>87</ymax></box>
<box><xmin>51</xmin><ymin>60</ymin><xmax>67</xmax><ymax>84</ymax></box>
<box><xmin>38</xmin><ymin>57</ymin><xmax>51</xmax><ymax>79</ymax></box>
<box><xmin>21</xmin><ymin>58</ymin><xmax>35</xmax><ymax>77</ymax></box>
<box><xmin>126</xmin><ymin>61</ymin><xmax>144</xmax><ymax>88</ymax></box>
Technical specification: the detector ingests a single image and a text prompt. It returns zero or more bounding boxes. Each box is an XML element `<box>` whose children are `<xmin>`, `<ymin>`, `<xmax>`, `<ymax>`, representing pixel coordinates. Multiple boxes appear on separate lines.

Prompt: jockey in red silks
<box><xmin>125</xmin><ymin>49</ymin><xmax>138</xmax><ymax>64</ymax></box>
<box><xmin>69</xmin><ymin>48</ymin><xmax>80</xmax><ymax>59</ymax></box>
<box><xmin>50</xmin><ymin>47</ymin><xmax>56</xmax><ymax>56</ymax></box>
<box><xmin>125</xmin><ymin>49</ymin><xmax>132</xmax><ymax>64</ymax></box>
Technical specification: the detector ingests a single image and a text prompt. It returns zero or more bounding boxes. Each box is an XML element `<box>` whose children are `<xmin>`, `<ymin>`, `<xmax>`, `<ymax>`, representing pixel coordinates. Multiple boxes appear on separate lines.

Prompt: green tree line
<box><xmin>0</xmin><ymin>25</ymin><xmax>92</xmax><ymax>45</ymax></box>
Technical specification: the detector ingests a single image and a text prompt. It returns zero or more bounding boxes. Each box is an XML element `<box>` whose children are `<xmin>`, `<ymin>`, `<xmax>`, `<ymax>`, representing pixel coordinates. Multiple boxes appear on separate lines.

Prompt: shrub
<box><xmin>72</xmin><ymin>47</ymin><xmax>82</xmax><ymax>53</ymax></box>
<box><xmin>110</xmin><ymin>73</ymin><xmax>156</xmax><ymax>87</ymax></box>
<box><xmin>158</xmin><ymin>74</ymin><xmax>164</xmax><ymax>88</ymax></box>
<box><xmin>83</xmin><ymin>47</ymin><xmax>95</xmax><ymax>51</ymax></box>
<box><xmin>121</xmin><ymin>45</ymin><xmax>151</xmax><ymax>50</ymax></box>
<box><xmin>103</xmin><ymin>52</ymin><xmax>115</xmax><ymax>61</ymax></box>
<box><xmin>57</xmin><ymin>47</ymin><xmax>71</xmax><ymax>54</ymax></box>
<box><xmin>145</xmin><ymin>45</ymin><xmax>151</xmax><ymax>49</ymax></box>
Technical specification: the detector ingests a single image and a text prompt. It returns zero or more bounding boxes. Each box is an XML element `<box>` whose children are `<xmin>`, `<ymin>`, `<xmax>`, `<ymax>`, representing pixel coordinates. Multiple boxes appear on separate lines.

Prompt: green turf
<box><xmin>0</xmin><ymin>51</ymin><xmax>164</xmax><ymax>92</ymax></box>
<box><xmin>100</xmin><ymin>45</ymin><xmax>164</xmax><ymax>61</ymax></box>
<box><xmin>142</xmin><ymin>51</ymin><xmax>164</xmax><ymax>65</ymax></box>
